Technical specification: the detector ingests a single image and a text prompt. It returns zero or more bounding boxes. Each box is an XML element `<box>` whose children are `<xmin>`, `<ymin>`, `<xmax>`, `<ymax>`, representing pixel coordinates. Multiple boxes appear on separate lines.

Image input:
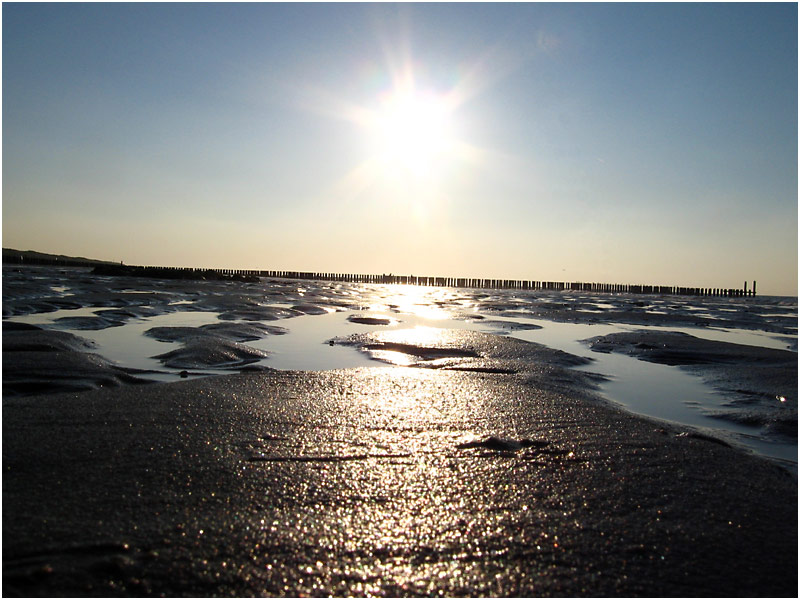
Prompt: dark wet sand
<box><xmin>3</xmin><ymin>366</ymin><xmax>797</xmax><ymax>596</ymax></box>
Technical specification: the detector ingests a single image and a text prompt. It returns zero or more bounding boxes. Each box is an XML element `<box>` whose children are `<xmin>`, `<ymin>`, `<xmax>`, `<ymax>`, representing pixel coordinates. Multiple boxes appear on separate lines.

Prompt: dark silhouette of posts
<box><xmin>11</xmin><ymin>254</ymin><xmax>758</xmax><ymax>298</ymax></box>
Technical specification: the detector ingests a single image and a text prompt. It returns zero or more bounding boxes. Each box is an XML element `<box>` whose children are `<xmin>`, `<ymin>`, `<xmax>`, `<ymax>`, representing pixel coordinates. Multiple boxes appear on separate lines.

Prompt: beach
<box><xmin>5</xmin><ymin>2</ymin><xmax>798</xmax><ymax>595</ymax></box>
<box><xmin>2</xmin><ymin>266</ymin><xmax>797</xmax><ymax>596</ymax></box>
<box><xmin>4</xmin><ymin>367</ymin><xmax>797</xmax><ymax>596</ymax></box>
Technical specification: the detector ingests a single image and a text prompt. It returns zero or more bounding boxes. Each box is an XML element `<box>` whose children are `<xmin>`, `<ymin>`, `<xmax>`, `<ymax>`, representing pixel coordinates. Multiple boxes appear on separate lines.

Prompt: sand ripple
<box><xmin>153</xmin><ymin>339</ymin><xmax>269</xmax><ymax>369</ymax></box>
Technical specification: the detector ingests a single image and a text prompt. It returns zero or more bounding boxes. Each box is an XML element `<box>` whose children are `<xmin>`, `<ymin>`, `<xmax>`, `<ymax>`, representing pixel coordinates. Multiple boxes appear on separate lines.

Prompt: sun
<box><xmin>314</xmin><ymin>62</ymin><xmax>485</xmax><ymax>205</ymax></box>
<box><xmin>366</xmin><ymin>88</ymin><xmax>456</xmax><ymax>180</ymax></box>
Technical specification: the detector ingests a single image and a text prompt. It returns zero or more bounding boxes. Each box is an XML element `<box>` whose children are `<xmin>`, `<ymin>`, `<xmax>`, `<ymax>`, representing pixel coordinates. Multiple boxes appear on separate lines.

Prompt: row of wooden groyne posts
<box><xmin>158</xmin><ymin>266</ymin><xmax>759</xmax><ymax>297</ymax></box>
<box><xmin>3</xmin><ymin>253</ymin><xmax>756</xmax><ymax>297</ymax></box>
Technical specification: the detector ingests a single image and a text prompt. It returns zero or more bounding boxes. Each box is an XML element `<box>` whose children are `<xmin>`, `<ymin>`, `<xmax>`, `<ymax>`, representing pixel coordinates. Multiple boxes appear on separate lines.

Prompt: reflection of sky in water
<box><xmin>5</xmin><ymin>277</ymin><xmax>796</xmax><ymax>468</ymax></box>
<box><xmin>503</xmin><ymin>318</ymin><xmax>796</xmax><ymax>467</ymax></box>
<box><xmin>10</xmin><ymin>309</ymin><xmax>232</xmax><ymax>381</ymax></box>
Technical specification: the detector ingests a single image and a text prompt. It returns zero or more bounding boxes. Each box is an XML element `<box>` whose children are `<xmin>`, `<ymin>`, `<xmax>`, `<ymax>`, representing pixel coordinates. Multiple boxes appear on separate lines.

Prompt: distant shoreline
<box><xmin>2</xmin><ymin>247</ymin><xmax>117</xmax><ymax>268</ymax></box>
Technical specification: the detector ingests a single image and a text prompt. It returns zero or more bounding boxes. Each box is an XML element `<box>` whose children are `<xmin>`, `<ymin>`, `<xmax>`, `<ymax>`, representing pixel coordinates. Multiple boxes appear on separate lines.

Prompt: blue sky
<box><xmin>3</xmin><ymin>3</ymin><xmax>797</xmax><ymax>295</ymax></box>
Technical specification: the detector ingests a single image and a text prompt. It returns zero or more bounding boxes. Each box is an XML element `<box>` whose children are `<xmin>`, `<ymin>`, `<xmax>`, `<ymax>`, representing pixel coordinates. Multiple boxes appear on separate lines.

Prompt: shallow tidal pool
<box><xmin>3</xmin><ymin>266</ymin><xmax>797</xmax><ymax>470</ymax></box>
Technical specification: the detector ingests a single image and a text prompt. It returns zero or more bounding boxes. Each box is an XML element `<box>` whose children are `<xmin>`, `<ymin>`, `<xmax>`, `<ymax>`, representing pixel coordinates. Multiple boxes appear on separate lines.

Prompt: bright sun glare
<box><xmin>368</xmin><ymin>89</ymin><xmax>455</xmax><ymax>179</ymax></box>
<box><xmin>318</xmin><ymin>61</ymin><xmax>482</xmax><ymax>207</ymax></box>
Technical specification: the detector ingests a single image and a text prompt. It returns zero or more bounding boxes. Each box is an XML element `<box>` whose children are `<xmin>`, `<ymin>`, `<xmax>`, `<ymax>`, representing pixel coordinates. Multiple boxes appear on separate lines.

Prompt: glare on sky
<box><xmin>1</xmin><ymin>3</ymin><xmax>797</xmax><ymax>295</ymax></box>
<box><xmin>367</xmin><ymin>88</ymin><xmax>456</xmax><ymax>179</ymax></box>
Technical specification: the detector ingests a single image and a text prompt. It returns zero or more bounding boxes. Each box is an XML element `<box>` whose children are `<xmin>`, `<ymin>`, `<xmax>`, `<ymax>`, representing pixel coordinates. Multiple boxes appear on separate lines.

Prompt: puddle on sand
<box><xmin>8</xmin><ymin>309</ymin><xmax>230</xmax><ymax>379</ymax></box>
<box><xmin>4</xmin><ymin>292</ymin><xmax>796</xmax><ymax>470</ymax></box>
<box><xmin>247</xmin><ymin>310</ymin><xmax>798</xmax><ymax>472</ymax></box>
<box><xmin>503</xmin><ymin>317</ymin><xmax>797</xmax><ymax>469</ymax></box>
<box><xmin>249</xmin><ymin>309</ymin><xmax>481</xmax><ymax>371</ymax></box>
<box><xmin>250</xmin><ymin>311</ymin><xmax>377</xmax><ymax>371</ymax></box>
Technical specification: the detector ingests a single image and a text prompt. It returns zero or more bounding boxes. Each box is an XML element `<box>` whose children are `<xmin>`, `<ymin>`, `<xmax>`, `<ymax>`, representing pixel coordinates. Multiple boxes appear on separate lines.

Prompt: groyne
<box><xmin>87</xmin><ymin>262</ymin><xmax>756</xmax><ymax>297</ymax></box>
<box><xmin>251</xmin><ymin>271</ymin><xmax>756</xmax><ymax>297</ymax></box>
<box><xmin>2</xmin><ymin>250</ymin><xmax>756</xmax><ymax>297</ymax></box>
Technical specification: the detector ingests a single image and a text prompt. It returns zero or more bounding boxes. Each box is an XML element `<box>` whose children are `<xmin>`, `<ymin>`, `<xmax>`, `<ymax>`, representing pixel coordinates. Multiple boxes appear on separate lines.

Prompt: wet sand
<box><xmin>3</xmin><ymin>267</ymin><xmax>797</xmax><ymax>595</ymax></box>
<box><xmin>2</xmin><ymin>323</ymin><xmax>154</xmax><ymax>396</ymax></box>
<box><xmin>4</xmin><ymin>364</ymin><xmax>797</xmax><ymax>596</ymax></box>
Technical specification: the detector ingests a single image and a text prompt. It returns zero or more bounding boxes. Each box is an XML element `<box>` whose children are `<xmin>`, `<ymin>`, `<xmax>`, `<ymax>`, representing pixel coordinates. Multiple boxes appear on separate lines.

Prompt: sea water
<box><xmin>3</xmin><ymin>266</ymin><xmax>796</xmax><ymax>468</ymax></box>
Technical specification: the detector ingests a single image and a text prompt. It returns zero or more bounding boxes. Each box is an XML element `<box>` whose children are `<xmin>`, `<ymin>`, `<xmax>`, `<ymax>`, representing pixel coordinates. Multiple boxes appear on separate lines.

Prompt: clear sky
<box><xmin>3</xmin><ymin>3</ymin><xmax>797</xmax><ymax>295</ymax></box>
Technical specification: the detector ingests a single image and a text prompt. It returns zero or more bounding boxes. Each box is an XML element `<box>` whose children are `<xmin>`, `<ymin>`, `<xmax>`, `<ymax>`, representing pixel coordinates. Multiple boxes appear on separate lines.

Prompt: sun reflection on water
<box><xmin>368</xmin><ymin>284</ymin><xmax>467</xmax><ymax>321</ymax></box>
<box><xmin>373</xmin><ymin>325</ymin><xmax>448</xmax><ymax>347</ymax></box>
